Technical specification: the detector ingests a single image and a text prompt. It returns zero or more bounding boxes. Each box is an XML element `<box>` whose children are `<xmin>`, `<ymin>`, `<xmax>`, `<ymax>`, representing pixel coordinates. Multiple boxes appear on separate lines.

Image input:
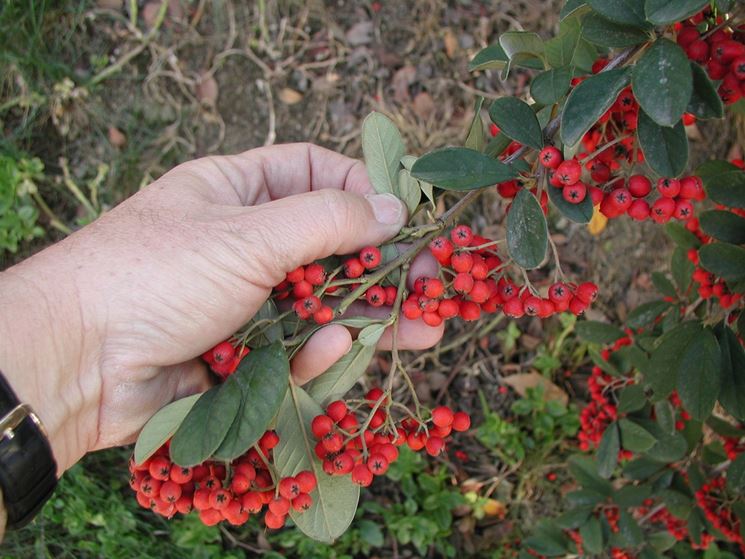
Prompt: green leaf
<box><xmin>557</xmin><ymin>506</ymin><xmax>594</xmax><ymax>529</ymax></box>
<box><xmin>498</xmin><ymin>31</ymin><xmax>545</xmax><ymax>66</ymax></box>
<box><xmin>506</xmin><ymin>189</ymin><xmax>548</xmax><ymax>269</ymax></box>
<box><xmin>728</xmin><ymin>453</ymin><xmax>745</xmax><ymax>492</ymax></box>
<box><xmin>170</xmin><ymin>380</ymin><xmax>242</xmax><ymax>467</ymax></box>
<box><xmin>561</xmin><ymin>0</ymin><xmax>589</xmax><ymax>19</ymax></box>
<box><xmin>644</xmin><ymin>0</ymin><xmax>709</xmax><ymax>25</ymax></box>
<box><xmin>637</xmin><ymin>109</ymin><xmax>688</xmax><ymax>177</ymax></box>
<box><xmin>618</xmin><ymin>383</ymin><xmax>648</xmax><ymax>413</ymax></box>
<box><xmin>580</xmin><ymin>516</ymin><xmax>604</xmax><ymax>554</ymax></box>
<box><xmin>212</xmin><ymin>342</ymin><xmax>290</xmax><ymax>461</ymax></box>
<box><xmin>587</xmin><ymin>0</ymin><xmax>648</xmax><ymax>26</ymax></box>
<box><xmin>410</xmin><ymin>147</ymin><xmax>515</xmax><ymax>191</ymax></box>
<box><xmin>567</xmin><ymin>489</ymin><xmax>607</xmax><ymax>506</ymax></box>
<box><xmin>469</xmin><ymin>44</ymin><xmax>508</xmax><ymax>72</ymax></box>
<box><xmin>465</xmin><ymin>97</ymin><xmax>485</xmax><ymax>152</ymax></box>
<box><xmin>547</xmin><ymin>181</ymin><xmax>594</xmax><ymax>223</ymax></box>
<box><xmin>652</xmin><ymin>272</ymin><xmax>677</xmax><ymax>298</ymax></box>
<box><xmin>489</xmin><ymin>97</ymin><xmax>543</xmax><ymax>150</ymax></box>
<box><xmin>582</xmin><ymin>11</ymin><xmax>650</xmax><ymax>47</ymax></box>
<box><xmin>306</xmin><ymin>341</ymin><xmax>376</xmax><ymax>408</ymax></box>
<box><xmin>618</xmin><ymin>510</ymin><xmax>644</xmax><ymax>547</ymax></box>
<box><xmin>561</xmin><ymin>68</ymin><xmax>631</xmax><ymax>147</ymax></box>
<box><xmin>575</xmin><ymin>320</ymin><xmax>626</xmax><ymax>344</ymax></box>
<box><xmin>672</xmin><ymin>246</ymin><xmax>694</xmax><ymax>293</ymax></box>
<box><xmin>597</xmin><ymin>422</ymin><xmax>620</xmax><ymax>478</ymax></box>
<box><xmin>665</xmin><ymin>221</ymin><xmax>702</xmax><ymax>249</ymax></box>
<box><xmin>531</xmin><ymin>67</ymin><xmax>572</xmax><ymax>105</ymax></box>
<box><xmin>134</xmin><ymin>394</ymin><xmax>200</xmax><ymax>465</ymax></box>
<box><xmin>697</xmin><ymin>161</ymin><xmax>745</xmax><ymax>209</ymax></box>
<box><xmin>739</xmin><ymin>312</ymin><xmax>745</xmax><ymax>341</ymax></box>
<box><xmin>633</xmin><ymin>39</ymin><xmax>692</xmax><ymax>127</ymax></box>
<box><xmin>655</xmin><ymin>400</ymin><xmax>676</xmax><ymax>435</ymax></box>
<box><xmin>627</xmin><ymin>300</ymin><xmax>671</xmax><ymax>329</ymax></box>
<box><xmin>675</xmin><ymin>328</ymin><xmax>721</xmax><ymax>420</ymax></box>
<box><xmin>274</xmin><ymin>384</ymin><xmax>360</xmax><ymax>543</ymax></box>
<box><xmin>644</xmin><ymin>422</ymin><xmax>688</xmax><ymax>462</ymax></box>
<box><xmin>524</xmin><ymin>521</ymin><xmax>571</xmax><ymax>557</ymax></box>
<box><xmin>707</xmin><ymin>415</ymin><xmax>745</xmax><ymax>438</ymax></box>
<box><xmin>362</xmin><ymin>112</ymin><xmax>405</xmax><ymax>195</ymax></box>
<box><xmin>623</xmin><ymin>457</ymin><xmax>665</xmax><ymax>480</ymax></box>
<box><xmin>619</xmin><ymin>418</ymin><xmax>658</xmax><ymax>452</ymax></box>
<box><xmin>614</xmin><ymin>484</ymin><xmax>653</xmax><ymax>507</ymax></box>
<box><xmin>699</xmin><ymin>210</ymin><xmax>745</xmax><ymax>244</ymax></box>
<box><xmin>648</xmin><ymin>531</ymin><xmax>677</xmax><ymax>552</ymax></box>
<box><xmin>699</xmin><ymin>242</ymin><xmax>745</xmax><ymax>283</ymax></box>
<box><xmin>396</xmin><ymin>169</ymin><xmax>421</xmax><ymax>216</ymax></box>
<box><xmin>358</xmin><ymin>323</ymin><xmax>386</xmax><ymax>347</ymax></box>
<box><xmin>545</xmin><ymin>16</ymin><xmax>596</xmax><ymax>71</ymax></box>
<box><xmin>646</xmin><ymin>321</ymin><xmax>701</xmax><ymax>400</ymax></box>
<box><xmin>568</xmin><ymin>455</ymin><xmax>613</xmax><ymax>495</ymax></box>
<box><xmin>717</xmin><ymin>325</ymin><xmax>745</xmax><ymax>421</ymax></box>
<box><xmin>687</xmin><ymin>62</ymin><xmax>724</xmax><ymax>120</ymax></box>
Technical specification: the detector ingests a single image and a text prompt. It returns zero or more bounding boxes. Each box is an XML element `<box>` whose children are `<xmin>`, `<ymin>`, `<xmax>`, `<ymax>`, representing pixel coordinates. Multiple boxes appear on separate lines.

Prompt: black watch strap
<box><xmin>0</xmin><ymin>371</ymin><xmax>57</xmax><ymax>529</ymax></box>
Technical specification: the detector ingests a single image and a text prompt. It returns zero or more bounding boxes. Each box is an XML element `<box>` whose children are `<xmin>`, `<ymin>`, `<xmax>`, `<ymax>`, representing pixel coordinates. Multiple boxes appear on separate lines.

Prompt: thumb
<box><xmin>245</xmin><ymin>189</ymin><xmax>407</xmax><ymax>280</ymax></box>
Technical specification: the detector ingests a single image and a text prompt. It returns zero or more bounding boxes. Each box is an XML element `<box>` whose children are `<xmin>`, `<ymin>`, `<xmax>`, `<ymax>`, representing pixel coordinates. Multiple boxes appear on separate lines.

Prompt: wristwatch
<box><xmin>0</xmin><ymin>371</ymin><xmax>57</xmax><ymax>529</ymax></box>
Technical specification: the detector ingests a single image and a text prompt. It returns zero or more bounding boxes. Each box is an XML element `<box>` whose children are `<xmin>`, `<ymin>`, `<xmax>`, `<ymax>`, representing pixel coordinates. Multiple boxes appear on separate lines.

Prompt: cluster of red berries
<box><xmin>676</xmin><ymin>9</ymin><xmax>745</xmax><ymax>105</ymax></box>
<box><xmin>639</xmin><ymin>500</ymin><xmax>715</xmax><ymax>550</ymax></box>
<box><xmin>128</xmin><ymin>431</ymin><xmax>317</xmax><ymax>530</ymax></box>
<box><xmin>400</xmin><ymin>224</ymin><xmax>599</xmax><ymax>325</ymax></box>
<box><xmin>577</xmin><ymin>334</ymin><xmax>694</xmax><ymax>455</ymax></box>
<box><xmin>310</xmin><ymin>389</ymin><xmax>470</xmax><ymax>487</ymax></box>
<box><xmin>694</xmin><ymin>477</ymin><xmax>745</xmax><ymax>550</ymax></box>
<box><xmin>201</xmin><ymin>341</ymin><xmax>250</xmax><ymax>379</ymax></box>
<box><xmin>686</xmin><ymin>216</ymin><xmax>744</xmax><ymax>310</ymax></box>
<box><xmin>273</xmin><ymin>261</ymin><xmax>336</xmax><ymax>324</ymax></box>
<box><xmin>724</xmin><ymin>436</ymin><xmax>745</xmax><ymax>460</ymax></box>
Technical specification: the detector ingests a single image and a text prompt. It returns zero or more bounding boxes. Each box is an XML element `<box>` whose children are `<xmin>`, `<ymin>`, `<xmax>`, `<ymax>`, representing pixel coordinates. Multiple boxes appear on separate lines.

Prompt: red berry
<box><xmin>627</xmin><ymin>199</ymin><xmax>650</xmax><ymax>221</ymax></box>
<box><xmin>539</xmin><ymin>146</ymin><xmax>562</xmax><ymax>169</ymax></box>
<box><xmin>278</xmin><ymin>477</ymin><xmax>301</xmax><ymax>500</ymax></box>
<box><xmin>650</xmin><ymin>197</ymin><xmax>676</xmax><ymax>223</ymax></box>
<box><xmin>230</xmin><ymin>474</ymin><xmax>251</xmax><ymax>495</ymax></box>
<box><xmin>264</xmin><ymin>510</ymin><xmax>286</xmax><ymax>529</ymax></box>
<box><xmin>673</xmin><ymin>199</ymin><xmax>694</xmax><ymax>220</ymax></box>
<box><xmin>304</xmin><ymin>263</ymin><xmax>326</xmax><ymax>286</ymax></box>
<box><xmin>333</xmin><ymin>452</ymin><xmax>355</xmax><ymax>475</ymax></box>
<box><xmin>322</xmin><ymin>432</ymin><xmax>344</xmax><ymax>453</ymax></box>
<box><xmin>193</xmin><ymin>488</ymin><xmax>211</xmax><ymax>511</ymax></box>
<box><xmin>556</xmin><ymin>159</ymin><xmax>582</xmax><ymax>186</ymax></box>
<box><xmin>241</xmin><ymin>491</ymin><xmax>263</xmax><ymax>513</ymax></box>
<box><xmin>437</xmin><ymin>298</ymin><xmax>460</xmax><ymax>319</ymax></box>
<box><xmin>429</xmin><ymin>236</ymin><xmax>454</xmax><ymax>263</ymax></box>
<box><xmin>365</xmin><ymin>285</ymin><xmax>386</xmax><ymax>307</ymax></box>
<box><xmin>292</xmin><ymin>493</ymin><xmax>313</xmax><ymax>512</ymax></box>
<box><xmin>679</xmin><ymin>176</ymin><xmax>704</xmax><ymax>200</ymax></box>
<box><xmin>402</xmin><ymin>297</ymin><xmax>423</xmax><ymax>320</ymax></box>
<box><xmin>452</xmin><ymin>412</ymin><xmax>471</xmax><ymax>431</ymax></box>
<box><xmin>366</xmin><ymin>453</ymin><xmax>389</xmax><ymax>475</ymax></box>
<box><xmin>431</xmin><ymin>406</ymin><xmax>454</xmax><ymax>427</ymax></box>
<box><xmin>548</xmin><ymin>282</ymin><xmax>571</xmax><ymax>304</ymax></box>
<box><xmin>453</xmin><ymin>272</ymin><xmax>475</xmax><ymax>294</ymax></box>
<box><xmin>459</xmin><ymin>300</ymin><xmax>481</xmax><ymax>321</ymax></box>
<box><xmin>268</xmin><ymin>496</ymin><xmax>291</xmax><ymax>516</ymax></box>
<box><xmin>295</xmin><ymin>470</ymin><xmax>317</xmax><ymax>494</ymax></box>
<box><xmin>260</xmin><ymin>430</ymin><xmax>280</xmax><ymax>451</ymax></box>
<box><xmin>420</xmin><ymin>277</ymin><xmax>444</xmax><ymax>298</ymax></box>
<box><xmin>351</xmin><ymin>464</ymin><xmax>373</xmax><ymax>487</ymax></box>
<box><xmin>503</xmin><ymin>297</ymin><xmax>525</xmax><ymax>318</ymax></box>
<box><xmin>344</xmin><ymin>258</ymin><xmax>365</xmax><ymax>278</ymax></box>
<box><xmin>326</xmin><ymin>400</ymin><xmax>348</xmax><ymax>423</ymax></box>
<box><xmin>575</xmin><ymin>282</ymin><xmax>598</xmax><ymax>305</ymax></box>
<box><xmin>209</xmin><ymin>341</ymin><xmax>235</xmax><ymax>364</ymax></box>
<box><xmin>286</xmin><ymin>266</ymin><xmax>305</xmax><ymax>283</ymax></box>
<box><xmin>657</xmin><ymin>178</ymin><xmax>681</xmax><ymax>198</ymax></box>
<box><xmin>311</xmin><ymin>414</ymin><xmax>334</xmax><ymax>438</ymax></box>
<box><xmin>149</xmin><ymin>457</ymin><xmax>171</xmax><ymax>481</ymax></box>
<box><xmin>359</xmin><ymin>246</ymin><xmax>382</xmax><ymax>269</ymax></box>
<box><xmin>451</xmin><ymin>252</ymin><xmax>474</xmax><ymax>273</ymax></box>
<box><xmin>209</xmin><ymin>489</ymin><xmax>231</xmax><ymax>510</ymax></box>
<box><xmin>563</xmin><ymin>182</ymin><xmax>587</xmax><ymax>204</ymax></box>
<box><xmin>313</xmin><ymin>305</ymin><xmax>334</xmax><ymax>324</ymax></box>
<box><xmin>628</xmin><ymin>175</ymin><xmax>652</xmax><ymax>198</ymax></box>
<box><xmin>199</xmin><ymin>508</ymin><xmax>223</xmax><ymax>526</ymax></box>
<box><xmin>160</xmin><ymin>480</ymin><xmax>182</xmax><ymax>503</ymax></box>
<box><xmin>425</xmin><ymin>436</ymin><xmax>445</xmax><ymax>456</ymax></box>
<box><xmin>450</xmin><ymin>225</ymin><xmax>474</xmax><ymax>247</ymax></box>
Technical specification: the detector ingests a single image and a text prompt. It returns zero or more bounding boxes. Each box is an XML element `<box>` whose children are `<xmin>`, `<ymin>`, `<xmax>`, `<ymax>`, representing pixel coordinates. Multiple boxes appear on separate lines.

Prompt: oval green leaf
<box><xmin>410</xmin><ymin>147</ymin><xmax>515</xmax><ymax>190</ymax></box>
<box><xmin>627</xmin><ymin>300</ymin><xmax>671</xmax><ymax>329</ymax></box>
<box><xmin>619</xmin><ymin>418</ymin><xmax>657</xmax><ymax>453</ymax></box>
<box><xmin>134</xmin><ymin>394</ymin><xmax>200</xmax><ymax>465</ymax></box>
<box><xmin>274</xmin><ymin>384</ymin><xmax>360</xmax><ymax>543</ymax></box>
<box><xmin>575</xmin><ymin>320</ymin><xmax>626</xmax><ymax>345</ymax></box>
<box><xmin>362</xmin><ymin>112</ymin><xmax>405</xmax><ymax>195</ymax></box>
<box><xmin>632</xmin><ymin>39</ymin><xmax>692</xmax><ymax>127</ymax></box>
<box><xmin>697</xmin><ymin>161</ymin><xmax>745</xmax><ymax>209</ymax></box>
<box><xmin>676</xmin><ymin>327</ymin><xmax>721</xmax><ymax>420</ymax></box>
<box><xmin>665</xmin><ymin>221</ymin><xmax>701</xmax><ymax>249</ymax></box>
<box><xmin>687</xmin><ymin>62</ymin><xmax>724</xmax><ymax>120</ymax></box>
<box><xmin>488</xmin><ymin>97</ymin><xmax>543</xmax><ymax>150</ymax></box>
<box><xmin>597</xmin><ymin>422</ymin><xmax>620</xmax><ymax>478</ymax></box>
<box><xmin>306</xmin><ymin>340</ymin><xmax>376</xmax><ymax>408</ymax></box>
<box><xmin>170</xmin><ymin>378</ymin><xmax>242</xmax><ymax>467</ymax></box>
<box><xmin>644</xmin><ymin>0</ymin><xmax>708</xmax><ymax>25</ymax></box>
<box><xmin>699</xmin><ymin>210</ymin><xmax>745</xmax><ymax>244</ymax></box>
<box><xmin>212</xmin><ymin>342</ymin><xmax>290</xmax><ymax>461</ymax></box>
<box><xmin>506</xmin><ymin>189</ymin><xmax>548</xmax><ymax>269</ymax></box>
<box><xmin>469</xmin><ymin>43</ymin><xmax>508</xmax><ymax>72</ymax></box>
<box><xmin>561</xmin><ymin>68</ymin><xmax>631</xmax><ymax>147</ymax></box>
<box><xmin>637</xmin><ymin>109</ymin><xmax>688</xmax><ymax>178</ymax></box>
<box><xmin>646</xmin><ymin>321</ymin><xmax>701</xmax><ymax>400</ymax></box>
<box><xmin>582</xmin><ymin>11</ymin><xmax>650</xmax><ymax>47</ymax></box>
<box><xmin>699</xmin><ymin>242</ymin><xmax>745</xmax><ymax>283</ymax></box>
<box><xmin>587</xmin><ymin>0</ymin><xmax>648</xmax><ymax>27</ymax></box>
<box><xmin>717</xmin><ymin>325</ymin><xmax>745</xmax><ymax>421</ymax></box>
<box><xmin>464</xmin><ymin>97</ymin><xmax>485</xmax><ymax>152</ymax></box>
<box><xmin>580</xmin><ymin>515</ymin><xmax>604</xmax><ymax>554</ymax></box>
<box><xmin>531</xmin><ymin>67</ymin><xmax>572</xmax><ymax>106</ymax></box>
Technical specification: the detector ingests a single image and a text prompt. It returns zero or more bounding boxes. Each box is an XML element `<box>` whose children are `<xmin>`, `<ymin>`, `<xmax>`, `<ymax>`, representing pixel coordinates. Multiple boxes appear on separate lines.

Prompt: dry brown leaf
<box><xmin>685</xmin><ymin>122</ymin><xmax>702</xmax><ymax>141</ymax></box>
<box><xmin>97</xmin><ymin>0</ymin><xmax>122</xmax><ymax>8</ymax></box>
<box><xmin>278</xmin><ymin>88</ymin><xmax>303</xmax><ymax>105</ymax></box>
<box><xmin>412</xmin><ymin>91</ymin><xmax>435</xmax><ymax>120</ymax></box>
<box><xmin>346</xmin><ymin>21</ymin><xmax>373</xmax><ymax>46</ymax></box>
<box><xmin>392</xmin><ymin>65</ymin><xmax>416</xmax><ymax>104</ymax></box>
<box><xmin>502</xmin><ymin>372</ymin><xmax>568</xmax><ymax>405</ymax></box>
<box><xmin>444</xmin><ymin>29</ymin><xmax>458</xmax><ymax>59</ymax></box>
<box><xmin>195</xmin><ymin>72</ymin><xmax>218</xmax><ymax>106</ymax></box>
<box><xmin>107</xmin><ymin>126</ymin><xmax>126</xmax><ymax>147</ymax></box>
<box><xmin>482</xmin><ymin>499</ymin><xmax>507</xmax><ymax>519</ymax></box>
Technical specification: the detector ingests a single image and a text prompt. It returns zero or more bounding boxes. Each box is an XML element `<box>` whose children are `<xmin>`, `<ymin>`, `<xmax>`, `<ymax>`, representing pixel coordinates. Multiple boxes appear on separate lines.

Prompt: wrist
<box><xmin>0</xmin><ymin>257</ymin><xmax>102</xmax><ymax>473</ymax></box>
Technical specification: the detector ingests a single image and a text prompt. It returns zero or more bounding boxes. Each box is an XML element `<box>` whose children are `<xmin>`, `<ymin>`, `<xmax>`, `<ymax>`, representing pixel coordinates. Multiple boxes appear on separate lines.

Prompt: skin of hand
<box><xmin>0</xmin><ymin>143</ymin><xmax>444</xmax><ymax>475</ymax></box>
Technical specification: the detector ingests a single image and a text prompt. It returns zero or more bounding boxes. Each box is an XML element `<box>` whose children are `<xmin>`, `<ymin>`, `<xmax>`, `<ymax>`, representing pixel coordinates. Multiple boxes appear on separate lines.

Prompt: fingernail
<box><xmin>367</xmin><ymin>193</ymin><xmax>405</xmax><ymax>225</ymax></box>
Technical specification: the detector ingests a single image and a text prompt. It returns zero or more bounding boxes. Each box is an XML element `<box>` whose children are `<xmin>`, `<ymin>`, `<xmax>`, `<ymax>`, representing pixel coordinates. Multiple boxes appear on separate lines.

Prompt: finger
<box><xmin>174</xmin><ymin>359</ymin><xmax>213</xmax><ymax>399</ymax></box>
<box><xmin>291</xmin><ymin>324</ymin><xmax>353</xmax><ymax>385</ymax></box>
<box><xmin>241</xmin><ymin>189</ymin><xmax>407</xmax><ymax>283</ymax></box>
<box><xmin>172</xmin><ymin>143</ymin><xmax>374</xmax><ymax>206</ymax></box>
<box><xmin>341</xmin><ymin>301</ymin><xmax>445</xmax><ymax>350</ymax></box>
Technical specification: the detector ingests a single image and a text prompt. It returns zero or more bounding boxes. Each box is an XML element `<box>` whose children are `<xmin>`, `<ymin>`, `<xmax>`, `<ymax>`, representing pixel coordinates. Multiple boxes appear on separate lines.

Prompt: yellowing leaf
<box><xmin>587</xmin><ymin>205</ymin><xmax>608</xmax><ymax>236</ymax></box>
<box><xmin>502</xmin><ymin>372</ymin><xmax>568</xmax><ymax>405</ymax></box>
<box><xmin>482</xmin><ymin>499</ymin><xmax>507</xmax><ymax>518</ymax></box>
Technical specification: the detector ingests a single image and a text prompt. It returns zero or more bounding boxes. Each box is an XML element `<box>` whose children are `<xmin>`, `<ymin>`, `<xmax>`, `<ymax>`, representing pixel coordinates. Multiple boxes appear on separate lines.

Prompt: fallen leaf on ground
<box><xmin>444</xmin><ymin>29</ymin><xmax>458</xmax><ymax>59</ymax></box>
<box><xmin>108</xmin><ymin>126</ymin><xmax>126</xmax><ymax>147</ymax></box>
<box><xmin>278</xmin><ymin>88</ymin><xmax>303</xmax><ymax>105</ymax></box>
<box><xmin>413</xmin><ymin>91</ymin><xmax>435</xmax><ymax>120</ymax></box>
<box><xmin>196</xmin><ymin>72</ymin><xmax>218</xmax><ymax>106</ymax></box>
<box><xmin>502</xmin><ymin>372</ymin><xmax>568</xmax><ymax>405</ymax></box>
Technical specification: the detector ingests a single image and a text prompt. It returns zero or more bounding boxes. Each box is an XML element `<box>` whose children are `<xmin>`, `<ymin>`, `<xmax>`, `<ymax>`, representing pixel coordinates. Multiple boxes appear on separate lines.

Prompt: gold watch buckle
<box><xmin>0</xmin><ymin>404</ymin><xmax>46</xmax><ymax>442</ymax></box>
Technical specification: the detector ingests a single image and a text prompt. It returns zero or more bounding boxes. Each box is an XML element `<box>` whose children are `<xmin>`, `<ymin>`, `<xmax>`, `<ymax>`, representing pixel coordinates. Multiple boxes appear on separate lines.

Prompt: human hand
<box><xmin>0</xmin><ymin>143</ymin><xmax>443</xmax><ymax>473</ymax></box>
